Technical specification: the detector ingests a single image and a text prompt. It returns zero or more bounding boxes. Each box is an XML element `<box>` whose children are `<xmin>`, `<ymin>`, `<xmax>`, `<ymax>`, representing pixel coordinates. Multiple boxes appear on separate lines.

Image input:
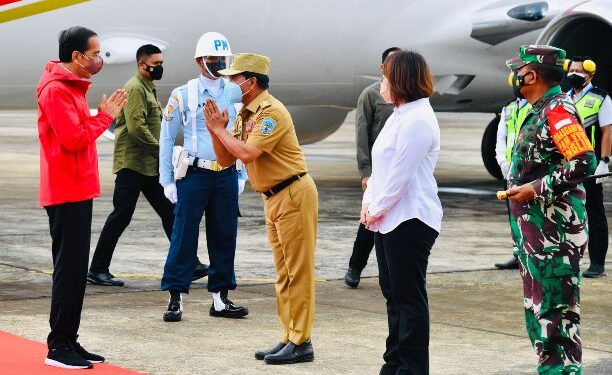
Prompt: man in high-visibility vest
<box><xmin>567</xmin><ymin>56</ymin><xmax>612</xmax><ymax>278</ymax></box>
<box><xmin>494</xmin><ymin>98</ymin><xmax>531</xmax><ymax>269</ymax></box>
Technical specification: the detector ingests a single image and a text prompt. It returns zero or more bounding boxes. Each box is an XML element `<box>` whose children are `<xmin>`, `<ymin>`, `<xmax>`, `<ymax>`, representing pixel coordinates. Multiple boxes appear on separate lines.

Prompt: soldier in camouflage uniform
<box><xmin>503</xmin><ymin>46</ymin><xmax>597</xmax><ymax>375</ymax></box>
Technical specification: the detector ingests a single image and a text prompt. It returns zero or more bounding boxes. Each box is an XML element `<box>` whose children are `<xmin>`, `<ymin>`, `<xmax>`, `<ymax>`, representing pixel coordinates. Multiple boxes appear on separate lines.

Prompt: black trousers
<box><xmin>90</xmin><ymin>169</ymin><xmax>175</xmax><ymax>273</ymax></box>
<box><xmin>348</xmin><ymin>222</ymin><xmax>375</xmax><ymax>272</ymax></box>
<box><xmin>584</xmin><ymin>178</ymin><xmax>609</xmax><ymax>265</ymax></box>
<box><xmin>375</xmin><ymin>219</ymin><xmax>438</xmax><ymax>375</ymax></box>
<box><xmin>45</xmin><ymin>200</ymin><xmax>93</xmax><ymax>349</ymax></box>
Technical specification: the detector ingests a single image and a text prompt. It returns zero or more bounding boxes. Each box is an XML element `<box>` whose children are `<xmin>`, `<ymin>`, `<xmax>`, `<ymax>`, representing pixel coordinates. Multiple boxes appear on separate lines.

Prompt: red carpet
<box><xmin>0</xmin><ymin>330</ymin><xmax>146</xmax><ymax>374</ymax></box>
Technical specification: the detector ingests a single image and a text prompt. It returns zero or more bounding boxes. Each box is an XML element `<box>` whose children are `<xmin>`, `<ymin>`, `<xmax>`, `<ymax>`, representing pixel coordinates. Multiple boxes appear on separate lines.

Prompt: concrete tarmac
<box><xmin>0</xmin><ymin>110</ymin><xmax>610</xmax><ymax>374</ymax></box>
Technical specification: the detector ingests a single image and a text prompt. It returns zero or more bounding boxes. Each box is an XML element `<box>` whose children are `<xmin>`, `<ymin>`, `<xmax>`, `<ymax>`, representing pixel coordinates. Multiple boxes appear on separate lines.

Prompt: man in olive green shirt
<box><xmin>345</xmin><ymin>47</ymin><xmax>398</xmax><ymax>289</ymax></box>
<box><xmin>88</xmin><ymin>45</ymin><xmax>201</xmax><ymax>286</ymax></box>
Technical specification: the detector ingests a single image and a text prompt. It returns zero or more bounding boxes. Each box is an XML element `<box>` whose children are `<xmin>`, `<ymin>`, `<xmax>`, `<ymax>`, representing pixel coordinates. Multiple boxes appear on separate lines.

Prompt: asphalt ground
<box><xmin>0</xmin><ymin>110</ymin><xmax>610</xmax><ymax>374</ymax></box>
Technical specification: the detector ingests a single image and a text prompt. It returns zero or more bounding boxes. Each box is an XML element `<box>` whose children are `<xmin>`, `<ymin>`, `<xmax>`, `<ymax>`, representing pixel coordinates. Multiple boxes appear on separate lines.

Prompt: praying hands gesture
<box><xmin>98</xmin><ymin>89</ymin><xmax>128</xmax><ymax>118</ymax></box>
<box><xmin>204</xmin><ymin>99</ymin><xmax>229</xmax><ymax>134</ymax></box>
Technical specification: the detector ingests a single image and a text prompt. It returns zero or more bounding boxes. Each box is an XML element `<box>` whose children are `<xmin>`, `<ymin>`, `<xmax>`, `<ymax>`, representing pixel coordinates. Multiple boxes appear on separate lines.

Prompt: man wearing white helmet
<box><xmin>158</xmin><ymin>32</ymin><xmax>248</xmax><ymax>322</ymax></box>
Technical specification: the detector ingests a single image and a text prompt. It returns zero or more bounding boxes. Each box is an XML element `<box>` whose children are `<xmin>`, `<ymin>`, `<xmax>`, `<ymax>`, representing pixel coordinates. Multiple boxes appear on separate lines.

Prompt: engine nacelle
<box><xmin>536</xmin><ymin>0</ymin><xmax>612</xmax><ymax>93</ymax></box>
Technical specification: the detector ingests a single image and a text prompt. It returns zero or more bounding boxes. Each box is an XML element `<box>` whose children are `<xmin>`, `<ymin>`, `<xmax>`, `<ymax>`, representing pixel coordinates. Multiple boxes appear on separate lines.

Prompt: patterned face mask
<box><xmin>77</xmin><ymin>52</ymin><xmax>103</xmax><ymax>75</ymax></box>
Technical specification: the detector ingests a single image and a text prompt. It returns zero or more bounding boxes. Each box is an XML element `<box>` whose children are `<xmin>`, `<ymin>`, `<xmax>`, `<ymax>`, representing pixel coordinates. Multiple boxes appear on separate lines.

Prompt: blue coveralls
<box><xmin>159</xmin><ymin>75</ymin><xmax>244</xmax><ymax>293</ymax></box>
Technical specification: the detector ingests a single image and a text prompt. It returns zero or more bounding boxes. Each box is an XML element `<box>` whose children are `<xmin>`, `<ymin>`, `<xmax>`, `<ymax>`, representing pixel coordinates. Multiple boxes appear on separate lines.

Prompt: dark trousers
<box><xmin>348</xmin><ymin>223</ymin><xmax>375</xmax><ymax>272</ymax></box>
<box><xmin>375</xmin><ymin>219</ymin><xmax>438</xmax><ymax>375</ymax></box>
<box><xmin>90</xmin><ymin>169</ymin><xmax>175</xmax><ymax>273</ymax></box>
<box><xmin>584</xmin><ymin>178</ymin><xmax>608</xmax><ymax>265</ymax></box>
<box><xmin>45</xmin><ymin>200</ymin><xmax>92</xmax><ymax>349</ymax></box>
<box><xmin>161</xmin><ymin>167</ymin><xmax>238</xmax><ymax>293</ymax></box>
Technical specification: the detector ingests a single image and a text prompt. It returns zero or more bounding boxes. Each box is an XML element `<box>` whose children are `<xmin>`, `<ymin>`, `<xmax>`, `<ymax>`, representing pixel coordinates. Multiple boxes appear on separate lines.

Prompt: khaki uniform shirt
<box><xmin>113</xmin><ymin>72</ymin><xmax>162</xmax><ymax>176</ymax></box>
<box><xmin>233</xmin><ymin>90</ymin><xmax>307</xmax><ymax>192</ymax></box>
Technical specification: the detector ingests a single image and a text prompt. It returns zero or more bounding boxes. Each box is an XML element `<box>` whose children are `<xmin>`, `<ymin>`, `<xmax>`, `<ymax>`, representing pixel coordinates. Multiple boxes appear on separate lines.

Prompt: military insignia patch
<box><xmin>163</xmin><ymin>96</ymin><xmax>179</xmax><ymax>122</ymax></box>
<box><xmin>548</xmin><ymin>106</ymin><xmax>594</xmax><ymax>161</ymax></box>
<box><xmin>260</xmin><ymin>117</ymin><xmax>276</xmax><ymax>135</ymax></box>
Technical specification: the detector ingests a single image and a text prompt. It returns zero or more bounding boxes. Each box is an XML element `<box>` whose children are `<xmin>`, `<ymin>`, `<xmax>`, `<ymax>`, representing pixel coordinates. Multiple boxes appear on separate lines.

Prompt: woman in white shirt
<box><xmin>361</xmin><ymin>50</ymin><xmax>443</xmax><ymax>375</ymax></box>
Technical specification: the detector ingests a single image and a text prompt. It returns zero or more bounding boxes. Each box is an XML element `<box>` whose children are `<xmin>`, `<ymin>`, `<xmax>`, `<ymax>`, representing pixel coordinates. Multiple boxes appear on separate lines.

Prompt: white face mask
<box><xmin>379</xmin><ymin>77</ymin><xmax>393</xmax><ymax>104</ymax></box>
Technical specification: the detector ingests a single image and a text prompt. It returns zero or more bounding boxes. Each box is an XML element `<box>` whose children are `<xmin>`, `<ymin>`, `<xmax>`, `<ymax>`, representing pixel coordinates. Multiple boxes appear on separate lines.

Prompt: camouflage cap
<box><xmin>506</xmin><ymin>45</ymin><xmax>567</xmax><ymax>70</ymax></box>
<box><xmin>218</xmin><ymin>53</ymin><xmax>270</xmax><ymax>76</ymax></box>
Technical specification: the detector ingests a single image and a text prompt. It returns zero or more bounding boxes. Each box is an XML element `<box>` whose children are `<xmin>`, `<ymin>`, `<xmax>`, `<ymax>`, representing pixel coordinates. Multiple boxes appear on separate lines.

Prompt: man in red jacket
<box><xmin>36</xmin><ymin>26</ymin><xmax>127</xmax><ymax>369</ymax></box>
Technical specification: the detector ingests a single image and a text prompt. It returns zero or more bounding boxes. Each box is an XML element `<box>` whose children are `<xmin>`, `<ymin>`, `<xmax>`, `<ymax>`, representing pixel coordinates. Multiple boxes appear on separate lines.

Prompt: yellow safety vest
<box><xmin>505</xmin><ymin>100</ymin><xmax>532</xmax><ymax>162</ymax></box>
<box><xmin>574</xmin><ymin>89</ymin><xmax>605</xmax><ymax>147</ymax></box>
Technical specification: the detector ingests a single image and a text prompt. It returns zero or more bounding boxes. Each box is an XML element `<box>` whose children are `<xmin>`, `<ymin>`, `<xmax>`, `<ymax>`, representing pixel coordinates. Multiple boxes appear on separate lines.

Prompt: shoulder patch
<box><xmin>260</xmin><ymin>117</ymin><xmax>276</xmax><ymax>135</ymax></box>
<box><xmin>163</xmin><ymin>95</ymin><xmax>179</xmax><ymax>121</ymax></box>
<box><xmin>547</xmin><ymin>105</ymin><xmax>593</xmax><ymax>161</ymax></box>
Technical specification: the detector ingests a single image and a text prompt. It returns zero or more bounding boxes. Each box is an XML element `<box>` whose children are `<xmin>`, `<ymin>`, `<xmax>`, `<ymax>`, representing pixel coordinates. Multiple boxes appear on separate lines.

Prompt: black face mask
<box><xmin>144</xmin><ymin>63</ymin><xmax>163</xmax><ymax>80</ymax></box>
<box><xmin>567</xmin><ymin>73</ymin><xmax>587</xmax><ymax>90</ymax></box>
<box><xmin>511</xmin><ymin>71</ymin><xmax>532</xmax><ymax>99</ymax></box>
<box><xmin>205</xmin><ymin>60</ymin><xmax>226</xmax><ymax>78</ymax></box>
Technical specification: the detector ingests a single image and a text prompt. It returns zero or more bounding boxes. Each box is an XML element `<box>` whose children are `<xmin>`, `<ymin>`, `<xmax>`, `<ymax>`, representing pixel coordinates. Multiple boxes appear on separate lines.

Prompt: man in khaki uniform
<box><xmin>203</xmin><ymin>53</ymin><xmax>318</xmax><ymax>365</ymax></box>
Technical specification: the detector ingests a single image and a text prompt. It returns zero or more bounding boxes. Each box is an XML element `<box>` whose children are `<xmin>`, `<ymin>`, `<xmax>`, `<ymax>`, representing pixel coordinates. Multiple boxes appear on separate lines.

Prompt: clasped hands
<box><xmin>360</xmin><ymin>204</ymin><xmax>382</xmax><ymax>230</ymax></box>
<box><xmin>203</xmin><ymin>99</ymin><xmax>229</xmax><ymax>134</ymax></box>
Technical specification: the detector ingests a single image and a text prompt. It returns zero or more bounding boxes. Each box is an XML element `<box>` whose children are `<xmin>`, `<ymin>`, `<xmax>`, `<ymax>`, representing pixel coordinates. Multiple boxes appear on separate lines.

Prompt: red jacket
<box><xmin>36</xmin><ymin>61</ymin><xmax>114</xmax><ymax>206</ymax></box>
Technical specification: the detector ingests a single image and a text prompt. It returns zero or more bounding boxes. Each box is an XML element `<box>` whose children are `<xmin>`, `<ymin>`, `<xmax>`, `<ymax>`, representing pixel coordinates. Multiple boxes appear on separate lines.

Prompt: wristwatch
<box><xmin>603</xmin><ymin>156</ymin><xmax>610</xmax><ymax>164</ymax></box>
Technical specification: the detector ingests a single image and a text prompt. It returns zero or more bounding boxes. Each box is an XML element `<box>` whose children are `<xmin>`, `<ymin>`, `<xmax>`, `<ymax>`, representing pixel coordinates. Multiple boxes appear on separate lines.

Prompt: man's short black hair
<box><xmin>58</xmin><ymin>26</ymin><xmax>97</xmax><ymax>63</ymax></box>
<box><xmin>529</xmin><ymin>63</ymin><xmax>565</xmax><ymax>86</ymax></box>
<box><xmin>571</xmin><ymin>55</ymin><xmax>593</xmax><ymax>63</ymax></box>
<box><xmin>243</xmin><ymin>71</ymin><xmax>269</xmax><ymax>89</ymax></box>
<box><xmin>136</xmin><ymin>44</ymin><xmax>162</xmax><ymax>62</ymax></box>
<box><xmin>382</xmin><ymin>47</ymin><xmax>401</xmax><ymax>64</ymax></box>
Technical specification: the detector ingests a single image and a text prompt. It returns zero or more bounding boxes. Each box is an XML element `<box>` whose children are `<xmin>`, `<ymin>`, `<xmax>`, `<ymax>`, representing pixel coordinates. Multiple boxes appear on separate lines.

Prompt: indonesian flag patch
<box><xmin>548</xmin><ymin>105</ymin><xmax>594</xmax><ymax>161</ymax></box>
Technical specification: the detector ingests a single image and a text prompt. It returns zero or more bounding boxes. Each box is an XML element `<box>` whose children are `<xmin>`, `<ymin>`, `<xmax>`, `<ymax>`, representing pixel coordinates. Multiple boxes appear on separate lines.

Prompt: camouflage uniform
<box><xmin>507</xmin><ymin>46</ymin><xmax>597</xmax><ymax>375</ymax></box>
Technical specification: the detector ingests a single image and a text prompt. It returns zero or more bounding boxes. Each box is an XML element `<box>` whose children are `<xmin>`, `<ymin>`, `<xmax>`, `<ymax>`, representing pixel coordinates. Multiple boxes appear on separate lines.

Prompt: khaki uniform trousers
<box><xmin>263</xmin><ymin>174</ymin><xmax>318</xmax><ymax>345</ymax></box>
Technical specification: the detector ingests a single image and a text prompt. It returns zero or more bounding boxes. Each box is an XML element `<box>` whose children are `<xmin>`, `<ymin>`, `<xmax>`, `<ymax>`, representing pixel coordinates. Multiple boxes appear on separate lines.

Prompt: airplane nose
<box><xmin>99</xmin><ymin>35</ymin><xmax>167</xmax><ymax>65</ymax></box>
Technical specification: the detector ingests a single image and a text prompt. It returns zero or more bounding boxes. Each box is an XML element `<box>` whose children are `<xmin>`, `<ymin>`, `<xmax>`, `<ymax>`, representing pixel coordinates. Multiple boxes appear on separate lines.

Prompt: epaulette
<box><xmin>260</xmin><ymin>99</ymin><xmax>272</xmax><ymax>109</ymax></box>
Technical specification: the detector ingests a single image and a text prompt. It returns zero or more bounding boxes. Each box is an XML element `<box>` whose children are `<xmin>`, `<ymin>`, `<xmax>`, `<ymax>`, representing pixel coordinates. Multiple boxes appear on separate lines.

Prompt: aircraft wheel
<box><xmin>481</xmin><ymin>115</ymin><xmax>503</xmax><ymax>180</ymax></box>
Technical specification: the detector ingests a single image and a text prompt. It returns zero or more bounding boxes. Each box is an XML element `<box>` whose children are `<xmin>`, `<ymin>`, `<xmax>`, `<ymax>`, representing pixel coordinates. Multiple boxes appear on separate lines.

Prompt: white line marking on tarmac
<box><xmin>438</xmin><ymin>187</ymin><xmax>496</xmax><ymax>196</ymax></box>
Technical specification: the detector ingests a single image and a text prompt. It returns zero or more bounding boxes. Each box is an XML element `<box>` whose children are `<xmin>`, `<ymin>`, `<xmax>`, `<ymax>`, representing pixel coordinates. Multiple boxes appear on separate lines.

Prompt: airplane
<box><xmin>0</xmin><ymin>0</ymin><xmax>610</xmax><ymax>180</ymax></box>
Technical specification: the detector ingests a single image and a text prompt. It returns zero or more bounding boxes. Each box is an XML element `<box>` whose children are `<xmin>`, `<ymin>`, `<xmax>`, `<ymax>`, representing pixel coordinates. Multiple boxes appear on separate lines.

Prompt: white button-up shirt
<box><xmin>362</xmin><ymin>98</ymin><xmax>443</xmax><ymax>234</ymax></box>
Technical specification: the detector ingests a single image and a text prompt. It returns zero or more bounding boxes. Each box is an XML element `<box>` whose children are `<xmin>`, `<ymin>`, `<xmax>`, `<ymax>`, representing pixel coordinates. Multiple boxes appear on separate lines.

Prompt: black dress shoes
<box><xmin>494</xmin><ymin>256</ymin><xmax>519</xmax><ymax>270</ymax></box>
<box><xmin>163</xmin><ymin>291</ymin><xmax>183</xmax><ymax>322</ymax></box>
<box><xmin>192</xmin><ymin>262</ymin><xmax>209</xmax><ymax>281</ymax></box>
<box><xmin>209</xmin><ymin>291</ymin><xmax>248</xmax><ymax>319</ymax></box>
<box><xmin>87</xmin><ymin>271</ymin><xmax>125</xmax><ymax>286</ymax></box>
<box><xmin>264</xmin><ymin>340</ymin><xmax>314</xmax><ymax>365</ymax></box>
<box><xmin>583</xmin><ymin>263</ymin><xmax>606</xmax><ymax>278</ymax></box>
<box><xmin>255</xmin><ymin>342</ymin><xmax>286</xmax><ymax>360</ymax></box>
<box><xmin>344</xmin><ymin>267</ymin><xmax>361</xmax><ymax>288</ymax></box>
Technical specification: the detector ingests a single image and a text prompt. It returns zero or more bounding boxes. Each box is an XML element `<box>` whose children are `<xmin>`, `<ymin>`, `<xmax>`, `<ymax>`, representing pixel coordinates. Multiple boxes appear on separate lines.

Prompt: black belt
<box><xmin>263</xmin><ymin>172</ymin><xmax>307</xmax><ymax>198</ymax></box>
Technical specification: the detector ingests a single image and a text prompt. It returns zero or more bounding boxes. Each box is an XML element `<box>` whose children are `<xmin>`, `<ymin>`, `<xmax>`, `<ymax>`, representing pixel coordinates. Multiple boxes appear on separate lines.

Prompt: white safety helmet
<box><xmin>194</xmin><ymin>32</ymin><xmax>232</xmax><ymax>78</ymax></box>
<box><xmin>194</xmin><ymin>32</ymin><xmax>232</xmax><ymax>58</ymax></box>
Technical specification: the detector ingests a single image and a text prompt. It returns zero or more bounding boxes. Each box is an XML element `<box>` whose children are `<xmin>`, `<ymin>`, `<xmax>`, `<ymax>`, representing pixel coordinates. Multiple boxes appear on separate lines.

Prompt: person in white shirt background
<box><xmin>361</xmin><ymin>50</ymin><xmax>443</xmax><ymax>375</ymax></box>
<box><xmin>566</xmin><ymin>56</ymin><xmax>612</xmax><ymax>278</ymax></box>
<box><xmin>493</xmin><ymin>98</ymin><xmax>531</xmax><ymax>270</ymax></box>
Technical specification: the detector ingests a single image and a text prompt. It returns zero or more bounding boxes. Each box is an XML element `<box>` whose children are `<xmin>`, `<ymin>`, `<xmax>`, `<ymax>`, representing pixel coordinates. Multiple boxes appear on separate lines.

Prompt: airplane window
<box><xmin>507</xmin><ymin>2</ymin><xmax>548</xmax><ymax>22</ymax></box>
